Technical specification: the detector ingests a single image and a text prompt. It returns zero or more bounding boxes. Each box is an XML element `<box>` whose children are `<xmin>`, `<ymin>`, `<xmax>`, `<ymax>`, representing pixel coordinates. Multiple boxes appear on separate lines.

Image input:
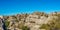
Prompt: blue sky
<box><xmin>0</xmin><ymin>0</ymin><xmax>60</xmax><ymax>16</ymax></box>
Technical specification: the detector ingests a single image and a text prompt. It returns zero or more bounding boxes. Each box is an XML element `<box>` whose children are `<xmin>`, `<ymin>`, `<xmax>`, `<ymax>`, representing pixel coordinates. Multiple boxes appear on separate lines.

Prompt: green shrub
<box><xmin>40</xmin><ymin>19</ymin><xmax>60</xmax><ymax>30</ymax></box>
<box><xmin>40</xmin><ymin>24</ymin><xmax>50</xmax><ymax>29</ymax></box>
<box><xmin>22</xmin><ymin>26</ymin><xmax>30</xmax><ymax>30</ymax></box>
<box><xmin>5</xmin><ymin>20</ymin><xmax>10</xmax><ymax>27</ymax></box>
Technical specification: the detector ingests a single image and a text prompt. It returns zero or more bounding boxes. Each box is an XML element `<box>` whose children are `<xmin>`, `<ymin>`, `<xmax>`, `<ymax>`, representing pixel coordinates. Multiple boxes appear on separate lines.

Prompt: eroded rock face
<box><xmin>0</xmin><ymin>16</ymin><xmax>5</xmax><ymax>30</ymax></box>
<box><xmin>0</xmin><ymin>12</ymin><xmax>60</xmax><ymax>30</ymax></box>
<box><xmin>0</xmin><ymin>19</ymin><xmax>3</xmax><ymax>30</ymax></box>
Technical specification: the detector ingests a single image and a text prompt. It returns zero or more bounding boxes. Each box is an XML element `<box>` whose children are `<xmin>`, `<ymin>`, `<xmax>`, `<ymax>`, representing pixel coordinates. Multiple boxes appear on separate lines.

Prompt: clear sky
<box><xmin>0</xmin><ymin>0</ymin><xmax>60</xmax><ymax>16</ymax></box>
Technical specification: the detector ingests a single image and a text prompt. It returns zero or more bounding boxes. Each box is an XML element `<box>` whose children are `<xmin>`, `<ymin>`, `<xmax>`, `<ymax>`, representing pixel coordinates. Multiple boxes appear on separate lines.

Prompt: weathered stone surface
<box><xmin>0</xmin><ymin>12</ymin><xmax>60</xmax><ymax>30</ymax></box>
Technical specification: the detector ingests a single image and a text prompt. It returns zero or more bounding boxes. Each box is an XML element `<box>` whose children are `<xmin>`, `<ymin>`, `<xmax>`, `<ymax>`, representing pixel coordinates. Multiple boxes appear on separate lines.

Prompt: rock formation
<box><xmin>0</xmin><ymin>12</ymin><xmax>60</xmax><ymax>30</ymax></box>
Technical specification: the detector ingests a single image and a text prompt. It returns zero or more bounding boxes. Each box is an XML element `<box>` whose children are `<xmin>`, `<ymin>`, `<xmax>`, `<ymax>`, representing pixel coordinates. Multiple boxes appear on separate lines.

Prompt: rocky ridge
<box><xmin>0</xmin><ymin>12</ymin><xmax>60</xmax><ymax>30</ymax></box>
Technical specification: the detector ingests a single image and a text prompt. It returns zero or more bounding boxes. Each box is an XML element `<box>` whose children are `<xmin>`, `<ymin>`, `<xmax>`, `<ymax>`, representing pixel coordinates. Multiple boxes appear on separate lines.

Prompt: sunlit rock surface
<box><xmin>0</xmin><ymin>16</ymin><xmax>4</xmax><ymax>30</ymax></box>
<box><xmin>0</xmin><ymin>12</ymin><xmax>60</xmax><ymax>30</ymax></box>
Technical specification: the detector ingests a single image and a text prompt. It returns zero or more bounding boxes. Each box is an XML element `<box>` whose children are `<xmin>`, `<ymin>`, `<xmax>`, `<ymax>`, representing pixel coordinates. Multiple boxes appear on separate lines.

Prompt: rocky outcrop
<box><xmin>0</xmin><ymin>12</ymin><xmax>60</xmax><ymax>30</ymax></box>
